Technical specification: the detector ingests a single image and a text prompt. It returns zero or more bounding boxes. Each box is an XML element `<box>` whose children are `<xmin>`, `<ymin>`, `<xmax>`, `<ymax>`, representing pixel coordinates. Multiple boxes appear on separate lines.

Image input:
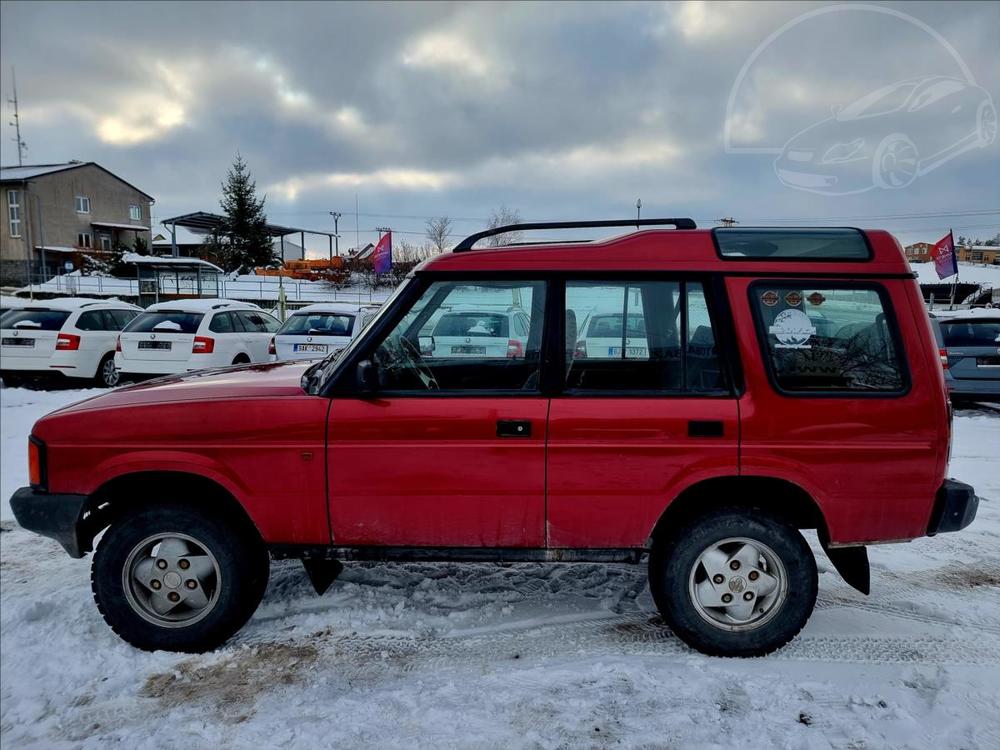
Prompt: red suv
<box><xmin>10</xmin><ymin>220</ymin><xmax>978</xmax><ymax>657</ymax></box>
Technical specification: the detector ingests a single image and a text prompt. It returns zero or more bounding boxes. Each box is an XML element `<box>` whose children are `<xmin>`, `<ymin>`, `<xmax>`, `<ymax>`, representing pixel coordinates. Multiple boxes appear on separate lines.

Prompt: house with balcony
<box><xmin>1</xmin><ymin>161</ymin><xmax>154</xmax><ymax>285</ymax></box>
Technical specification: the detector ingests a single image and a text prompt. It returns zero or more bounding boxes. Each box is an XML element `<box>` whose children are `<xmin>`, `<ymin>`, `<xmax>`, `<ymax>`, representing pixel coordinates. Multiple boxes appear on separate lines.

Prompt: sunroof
<box><xmin>713</xmin><ymin>228</ymin><xmax>871</xmax><ymax>260</ymax></box>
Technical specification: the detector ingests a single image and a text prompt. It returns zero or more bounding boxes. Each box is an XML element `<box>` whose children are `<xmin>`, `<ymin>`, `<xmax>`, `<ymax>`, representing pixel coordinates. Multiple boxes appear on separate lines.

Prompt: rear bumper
<box><xmin>947</xmin><ymin>379</ymin><xmax>1000</xmax><ymax>398</ymax></box>
<box><xmin>927</xmin><ymin>479</ymin><xmax>978</xmax><ymax>535</ymax></box>
<box><xmin>115</xmin><ymin>354</ymin><xmax>190</xmax><ymax>376</ymax></box>
<box><xmin>9</xmin><ymin>487</ymin><xmax>91</xmax><ymax>557</ymax></box>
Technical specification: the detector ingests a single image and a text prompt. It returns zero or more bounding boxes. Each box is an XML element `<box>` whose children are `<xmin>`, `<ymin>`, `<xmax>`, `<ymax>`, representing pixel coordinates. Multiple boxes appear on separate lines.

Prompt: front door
<box><xmin>546</xmin><ymin>279</ymin><xmax>740</xmax><ymax>548</ymax></box>
<box><xmin>327</xmin><ymin>279</ymin><xmax>549</xmax><ymax>548</ymax></box>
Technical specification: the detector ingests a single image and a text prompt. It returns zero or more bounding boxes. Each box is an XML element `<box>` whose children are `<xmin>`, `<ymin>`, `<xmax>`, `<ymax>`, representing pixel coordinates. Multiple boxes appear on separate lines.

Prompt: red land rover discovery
<box><xmin>10</xmin><ymin>220</ymin><xmax>978</xmax><ymax>657</ymax></box>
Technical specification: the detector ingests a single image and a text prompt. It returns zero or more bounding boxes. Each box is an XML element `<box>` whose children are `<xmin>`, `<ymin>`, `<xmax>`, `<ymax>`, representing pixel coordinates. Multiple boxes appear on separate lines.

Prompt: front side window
<box><xmin>370</xmin><ymin>280</ymin><xmax>545</xmax><ymax>392</ymax></box>
<box><xmin>209</xmin><ymin>312</ymin><xmax>235</xmax><ymax>333</ymax></box>
<box><xmin>752</xmin><ymin>283</ymin><xmax>906</xmax><ymax>393</ymax></box>
<box><xmin>129</xmin><ymin>204</ymin><xmax>142</xmax><ymax>221</ymax></box>
<box><xmin>7</xmin><ymin>190</ymin><xmax>21</xmax><ymax>237</ymax></box>
<box><xmin>565</xmin><ymin>280</ymin><xmax>724</xmax><ymax>392</ymax></box>
<box><xmin>238</xmin><ymin>311</ymin><xmax>281</xmax><ymax>333</ymax></box>
<box><xmin>75</xmin><ymin>310</ymin><xmax>108</xmax><ymax>331</ymax></box>
<box><xmin>75</xmin><ymin>196</ymin><xmax>90</xmax><ymax>214</ymax></box>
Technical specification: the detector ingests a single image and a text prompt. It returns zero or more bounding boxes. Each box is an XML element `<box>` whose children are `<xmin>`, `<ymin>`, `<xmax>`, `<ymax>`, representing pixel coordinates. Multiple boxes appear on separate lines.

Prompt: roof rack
<box><xmin>453</xmin><ymin>218</ymin><xmax>697</xmax><ymax>253</ymax></box>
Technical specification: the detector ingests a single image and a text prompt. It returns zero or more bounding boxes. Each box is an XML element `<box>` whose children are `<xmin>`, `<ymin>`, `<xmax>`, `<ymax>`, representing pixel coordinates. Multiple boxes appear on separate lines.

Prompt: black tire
<box><xmin>649</xmin><ymin>507</ymin><xmax>817</xmax><ymax>657</ymax></box>
<box><xmin>1</xmin><ymin>373</ymin><xmax>26</xmax><ymax>388</ymax></box>
<box><xmin>92</xmin><ymin>503</ymin><xmax>269</xmax><ymax>653</ymax></box>
<box><xmin>232</xmin><ymin>354</ymin><xmax>251</xmax><ymax>365</ymax></box>
<box><xmin>95</xmin><ymin>353</ymin><xmax>120</xmax><ymax>388</ymax></box>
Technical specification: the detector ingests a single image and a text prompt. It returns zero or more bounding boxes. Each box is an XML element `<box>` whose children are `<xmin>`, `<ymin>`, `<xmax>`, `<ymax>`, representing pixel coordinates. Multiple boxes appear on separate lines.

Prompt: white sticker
<box><xmin>769</xmin><ymin>309</ymin><xmax>816</xmax><ymax>349</ymax></box>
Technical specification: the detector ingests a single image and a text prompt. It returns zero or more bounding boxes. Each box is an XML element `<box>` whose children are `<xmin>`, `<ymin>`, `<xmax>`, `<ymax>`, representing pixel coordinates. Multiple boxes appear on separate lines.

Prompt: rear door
<box><xmin>236</xmin><ymin>311</ymin><xmax>280</xmax><ymax>361</ymax></box>
<box><xmin>939</xmin><ymin>316</ymin><xmax>1000</xmax><ymax>385</ymax></box>
<box><xmin>547</xmin><ymin>278</ymin><xmax>739</xmax><ymax>548</ymax></box>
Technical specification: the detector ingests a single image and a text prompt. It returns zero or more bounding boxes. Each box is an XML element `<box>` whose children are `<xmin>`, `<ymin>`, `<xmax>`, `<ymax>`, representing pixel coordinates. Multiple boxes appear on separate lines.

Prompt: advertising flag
<box><xmin>373</xmin><ymin>232</ymin><xmax>392</xmax><ymax>275</ymax></box>
<box><xmin>931</xmin><ymin>231</ymin><xmax>958</xmax><ymax>280</ymax></box>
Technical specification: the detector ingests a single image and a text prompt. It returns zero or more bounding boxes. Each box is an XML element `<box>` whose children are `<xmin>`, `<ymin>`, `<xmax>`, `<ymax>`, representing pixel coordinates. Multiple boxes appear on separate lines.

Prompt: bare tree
<box><xmin>485</xmin><ymin>205</ymin><xmax>523</xmax><ymax>246</ymax></box>
<box><xmin>425</xmin><ymin>216</ymin><xmax>452</xmax><ymax>253</ymax></box>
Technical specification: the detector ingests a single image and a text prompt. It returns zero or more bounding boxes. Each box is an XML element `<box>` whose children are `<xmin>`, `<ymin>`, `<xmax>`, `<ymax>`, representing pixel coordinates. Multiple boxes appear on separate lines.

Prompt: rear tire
<box><xmin>232</xmin><ymin>354</ymin><xmax>251</xmax><ymax>365</ymax></box>
<box><xmin>91</xmin><ymin>503</ymin><xmax>269</xmax><ymax>653</ymax></box>
<box><xmin>649</xmin><ymin>507</ymin><xmax>817</xmax><ymax>657</ymax></box>
<box><xmin>95</xmin><ymin>353</ymin><xmax>120</xmax><ymax>388</ymax></box>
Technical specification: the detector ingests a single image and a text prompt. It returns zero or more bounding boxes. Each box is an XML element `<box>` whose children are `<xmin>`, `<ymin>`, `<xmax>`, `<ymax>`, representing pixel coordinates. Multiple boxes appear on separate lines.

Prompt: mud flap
<box><xmin>301</xmin><ymin>558</ymin><xmax>344</xmax><ymax>595</ymax></box>
<box><xmin>821</xmin><ymin>542</ymin><xmax>870</xmax><ymax>595</ymax></box>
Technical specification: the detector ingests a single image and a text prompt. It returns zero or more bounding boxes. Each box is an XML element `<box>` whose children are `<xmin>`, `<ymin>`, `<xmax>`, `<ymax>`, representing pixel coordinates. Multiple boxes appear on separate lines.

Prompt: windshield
<box><xmin>124</xmin><ymin>312</ymin><xmax>204</xmax><ymax>334</ymax></box>
<box><xmin>1</xmin><ymin>310</ymin><xmax>71</xmax><ymax>331</ymax></box>
<box><xmin>279</xmin><ymin>312</ymin><xmax>355</xmax><ymax>336</ymax></box>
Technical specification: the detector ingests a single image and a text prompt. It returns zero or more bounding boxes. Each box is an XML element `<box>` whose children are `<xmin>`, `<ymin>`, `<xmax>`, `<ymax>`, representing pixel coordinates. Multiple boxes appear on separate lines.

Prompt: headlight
<box><xmin>822</xmin><ymin>138</ymin><xmax>865</xmax><ymax>163</ymax></box>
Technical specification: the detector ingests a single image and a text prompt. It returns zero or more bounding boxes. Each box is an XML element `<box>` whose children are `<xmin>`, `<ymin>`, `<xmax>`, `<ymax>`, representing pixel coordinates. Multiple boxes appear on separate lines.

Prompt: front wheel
<box><xmin>92</xmin><ymin>503</ymin><xmax>269</xmax><ymax>652</ymax></box>
<box><xmin>649</xmin><ymin>508</ymin><xmax>817</xmax><ymax>657</ymax></box>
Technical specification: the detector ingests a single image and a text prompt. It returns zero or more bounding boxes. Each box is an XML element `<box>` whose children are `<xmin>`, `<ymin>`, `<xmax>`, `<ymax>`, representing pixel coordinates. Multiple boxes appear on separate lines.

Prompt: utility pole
<box><xmin>8</xmin><ymin>67</ymin><xmax>27</xmax><ymax>166</ymax></box>
<box><xmin>717</xmin><ymin>216</ymin><xmax>739</xmax><ymax>227</ymax></box>
<box><xmin>329</xmin><ymin>211</ymin><xmax>341</xmax><ymax>259</ymax></box>
<box><xmin>376</xmin><ymin>225</ymin><xmax>391</xmax><ymax>241</ymax></box>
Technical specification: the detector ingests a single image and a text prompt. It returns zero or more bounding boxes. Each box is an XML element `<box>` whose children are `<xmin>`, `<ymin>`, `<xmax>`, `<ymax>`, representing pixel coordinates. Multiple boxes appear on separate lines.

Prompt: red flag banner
<box><xmin>930</xmin><ymin>232</ymin><xmax>958</xmax><ymax>280</ymax></box>
<box><xmin>373</xmin><ymin>232</ymin><xmax>392</xmax><ymax>275</ymax></box>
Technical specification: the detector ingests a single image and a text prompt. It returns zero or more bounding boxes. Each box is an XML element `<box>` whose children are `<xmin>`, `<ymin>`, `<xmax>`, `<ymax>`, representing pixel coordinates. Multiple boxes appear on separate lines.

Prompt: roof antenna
<box><xmin>8</xmin><ymin>67</ymin><xmax>27</xmax><ymax>167</ymax></box>
<box><xmin>636</xmin><ymin>198</ymin><xmax>642</xmax><ymax>229</ymax></box>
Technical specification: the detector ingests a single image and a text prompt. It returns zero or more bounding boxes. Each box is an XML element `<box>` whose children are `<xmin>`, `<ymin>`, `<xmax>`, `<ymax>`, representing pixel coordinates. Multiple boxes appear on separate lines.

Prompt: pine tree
<box><xmin>214</xmin><ymin>153</ymin><xmax>277</xmax><ymax>273</ymax></box>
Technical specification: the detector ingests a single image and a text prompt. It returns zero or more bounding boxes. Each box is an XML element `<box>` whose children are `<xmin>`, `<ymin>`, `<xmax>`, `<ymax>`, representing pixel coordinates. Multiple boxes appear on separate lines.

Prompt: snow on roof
<box><xmin>145</xmin><ymin>298</ymin><xmax>261</xmax><ymax>313</ymax></box>
<box><xmin>930</xmin><ymin>307</ymin><xmax>1000</xmax><ymax>321</ymax></box>
<box><xmin>33</xmin><ymin>245</ymin><xmax>79</xmax><ymax>254</ymax></box>
<box><xmin>289</xmin><ymin>302</ymin><xmax>380</xmax><ymax>315</ymax></box>
<box><xmin>0</xmin><ymin>163</ymin><xmax>87</xmax><ymax>181</ymax></box>
<box><xmin>121</xmin><ymin>252</ymin><xmax>223</xmax><ymax>272</ymax></box>
<box><xmin>10</xmin><ymin>296</ymin><xmax>140</xmax><ymax>312</ymax></box>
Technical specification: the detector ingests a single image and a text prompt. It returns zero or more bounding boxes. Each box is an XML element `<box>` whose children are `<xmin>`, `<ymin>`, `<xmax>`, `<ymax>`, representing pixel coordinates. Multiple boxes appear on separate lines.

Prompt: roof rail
<box><xmin>453</xmin><ymin>217</ymin><xmax>697</xmax><ymax>253</ymax></box>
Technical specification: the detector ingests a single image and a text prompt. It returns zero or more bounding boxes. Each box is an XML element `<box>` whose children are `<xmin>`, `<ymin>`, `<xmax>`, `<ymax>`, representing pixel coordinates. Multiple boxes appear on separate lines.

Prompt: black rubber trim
<box><xmin>269</xmin><ymin>545</ymin><xmax>644</xmax><ymax>564</ymax></box>
<box><xmin>9</xmin><ymin>486</ymin><xmax>90</xmax><ymax>558</ymax></box>
<box><xmin>927</xmin><ymin>479</ymin><xmax>978</xmax><ymax>535</ymax></box>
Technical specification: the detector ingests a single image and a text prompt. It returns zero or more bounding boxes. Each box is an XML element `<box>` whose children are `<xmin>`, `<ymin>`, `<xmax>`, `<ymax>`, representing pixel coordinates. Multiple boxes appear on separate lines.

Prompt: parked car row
<box><xmin>0</xmin><ymin>298</ymin><xmax>380</xmax><ymax>388</ymax></box>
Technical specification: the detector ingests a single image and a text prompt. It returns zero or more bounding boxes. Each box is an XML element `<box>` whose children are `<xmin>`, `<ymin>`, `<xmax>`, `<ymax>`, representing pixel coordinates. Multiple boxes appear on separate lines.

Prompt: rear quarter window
<box><xmin>750</xmin><ymin>283</ymin><xmax>907</xmax><ymax>394</ymax></box>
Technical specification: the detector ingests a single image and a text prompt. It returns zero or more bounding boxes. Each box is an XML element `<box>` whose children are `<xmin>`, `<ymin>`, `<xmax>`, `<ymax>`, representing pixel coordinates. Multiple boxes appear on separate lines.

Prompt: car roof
<box><xmin>419</xmin><ymin>228</ymin><xmax>909</xmax><ymax>275</ymax></box>
<box><xmin>143</xmin><ymin>298</ymin><xmax>263</xmax><ymax>314</ymax></box>
<box><xmin>931</xmin><ymin>308</ymin><xmax>1000</xmax><ymax>322</ymax></box>
<box><xmin>290</xmin><ymin>302</ymin><xmax>372</xmax><ymax>315</ymax></box>
<box><xmin>9</xmin><ymin>297</ymin><xmax>140</xmax><ymax>312</ymax></box>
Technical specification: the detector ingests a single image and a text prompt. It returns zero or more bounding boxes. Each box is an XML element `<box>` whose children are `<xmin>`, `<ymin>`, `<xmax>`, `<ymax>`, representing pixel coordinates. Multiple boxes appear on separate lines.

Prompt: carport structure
<box><xmin>160</xmin><ymin>211</ymin><xmax>340</xmax><ymax>261</ymax></box>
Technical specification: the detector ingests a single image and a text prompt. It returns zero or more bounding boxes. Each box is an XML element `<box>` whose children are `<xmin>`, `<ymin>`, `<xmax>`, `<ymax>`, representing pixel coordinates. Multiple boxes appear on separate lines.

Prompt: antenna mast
<box><xmin>8</xmin><ymin>67</ymin><xmax>27</xmax><ymax>166</ymax></box>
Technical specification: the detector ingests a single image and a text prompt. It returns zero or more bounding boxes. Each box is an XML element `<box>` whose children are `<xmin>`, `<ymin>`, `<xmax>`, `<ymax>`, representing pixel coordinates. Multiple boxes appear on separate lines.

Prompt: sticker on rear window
<box><xmin>769</xmin><ymin>309</ymin><xmax>816</xmax><ymax>349</ymax></box>
<box><xmin>785</xmin><ymin>291</ymin><xmax>803</xmax><ymax>307</ymax></box>
<box><xmin>761</xmin><ymin>290</ymin><xmax>779</xmax><ymax>307</ymax></box>
<box><xmin>807</xmin><ymin>292</ymin><xmax>826</xmax><ymax>306</ymax></box>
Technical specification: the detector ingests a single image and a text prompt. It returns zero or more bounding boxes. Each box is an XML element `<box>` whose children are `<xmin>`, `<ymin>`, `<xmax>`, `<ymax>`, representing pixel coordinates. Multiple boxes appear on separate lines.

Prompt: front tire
<box><xmin>649</xmin><ymin>508</ymin><xmax>817</xmax><ymax>657</ymax></box>
<box><xmin>92</xmin><ymin>503</ymin><xmax>269</xmax><ymax>652</ymax></box>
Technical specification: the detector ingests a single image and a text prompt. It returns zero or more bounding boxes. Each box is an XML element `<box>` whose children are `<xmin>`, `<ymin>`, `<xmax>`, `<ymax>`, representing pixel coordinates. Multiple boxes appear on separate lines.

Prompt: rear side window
<box><xmin>125</xmin><ymin>312</ymin><xmax>204</xmax><ymax>334</ymax></box>
<box><xmin>938</xmin><ymin>319</ymin><xmax>1000</xmax><ymax>347</ymax></box>
<box><xmin>751</xmin><ymin>283</ymin><xmax>906</xmax><ymax>394</ymax></box>
<box><xmin>565</xmin><ymin>280</ymin><xmax>725</xmax><ymax>393</ymax></box>
<box><xmin>1</xmin><ymin>310</ymin><xmax>71</xmax><ymax>331</ymax></box>
<box><xmin>715</xmin><ymin>228</ymin><xmax>870</xmax><ymax>260</ymax></box>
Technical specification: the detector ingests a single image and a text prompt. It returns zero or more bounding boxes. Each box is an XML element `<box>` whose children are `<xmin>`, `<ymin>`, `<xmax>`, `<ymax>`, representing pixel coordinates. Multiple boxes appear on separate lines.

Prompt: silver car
<box><xmin>930</xmin><ymin>309</ymin><xmax>1000</xmax><ymax>403</ymax></box>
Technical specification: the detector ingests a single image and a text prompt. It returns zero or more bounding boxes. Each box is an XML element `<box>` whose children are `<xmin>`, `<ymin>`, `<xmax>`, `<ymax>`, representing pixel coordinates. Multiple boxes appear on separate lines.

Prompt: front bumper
<box><xmin>927</xmin><ymin>479</ymin><xmax>978</xmax><ymax>535</ymax></box>
<box><xmin>9</xmin><ymin>486</ymin><xmax>90</xmax><ymax>557</ymax></box>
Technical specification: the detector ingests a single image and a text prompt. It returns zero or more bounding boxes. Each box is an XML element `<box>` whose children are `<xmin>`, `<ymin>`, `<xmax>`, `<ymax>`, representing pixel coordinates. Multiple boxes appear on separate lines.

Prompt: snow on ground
<box><xmin>1</xmin><ymin>388</ymin><xmax>999</xmax><ymax>749</ymax></box>
<box><xmin>912</xmin><ymin>261</ymin><xmax>1000</xmax><ymax>288</ymax></box>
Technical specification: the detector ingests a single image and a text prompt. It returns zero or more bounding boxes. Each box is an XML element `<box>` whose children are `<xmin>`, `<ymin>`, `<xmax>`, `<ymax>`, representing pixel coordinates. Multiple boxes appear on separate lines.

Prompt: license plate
<box><xmin>294</xmin><ymin>344</ymin><xmax>328</xmax><ymax>353</ymax></box>
<box><xmin>1</xmin><ymin>337</ymin><xmax>33</xmax><ymax>347</ymax></box>
<box><xmin>138</xmin><ymin>341</ymin><xmax>171</xmax><ymax>350</ymax></box>
<box><xmin>977</xmin><ymin>357</ymin><xmax>1000</xmax><ymax>367</ymax></box>
<box><xmin>608</xmin><ymin>346</ymin><xmax>647</xmax><ymax>357</ymax></box>
<box><xmin>451</xmin><ymin>345</ymin><xmax>486</xmax><ymax>355</ymax></box>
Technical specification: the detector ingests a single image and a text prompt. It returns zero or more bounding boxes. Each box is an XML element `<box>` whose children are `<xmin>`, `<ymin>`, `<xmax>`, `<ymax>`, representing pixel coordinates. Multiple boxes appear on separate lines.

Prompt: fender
<box><xmin>83</xmin><ymin>450</ymin><xmax>251</xmax><ymax>502</ymax></box>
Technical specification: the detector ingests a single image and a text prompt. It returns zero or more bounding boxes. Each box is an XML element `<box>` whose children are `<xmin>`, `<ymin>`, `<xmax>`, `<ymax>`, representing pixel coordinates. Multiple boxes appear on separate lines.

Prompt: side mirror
<box><xmin>356</xmin><ymin>359</ymin><xmax>379</xmax><ymax>394</ymax></box>
<box><xmin>419</xmin><ymin>335</ymin><xmax>435</xmax><ymax>356</ymax></box>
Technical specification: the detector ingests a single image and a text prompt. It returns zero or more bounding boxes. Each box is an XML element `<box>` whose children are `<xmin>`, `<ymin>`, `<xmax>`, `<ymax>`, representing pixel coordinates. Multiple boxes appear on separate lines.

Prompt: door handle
<box><xmin>688</xmin><ymin>420</ymin><xmax>724</xmax><ymax>438</ymax></box>
<box><xmin>497</xmin><ymin>419</ymin><xmax>532</xmax><ymax>438</ymax></box>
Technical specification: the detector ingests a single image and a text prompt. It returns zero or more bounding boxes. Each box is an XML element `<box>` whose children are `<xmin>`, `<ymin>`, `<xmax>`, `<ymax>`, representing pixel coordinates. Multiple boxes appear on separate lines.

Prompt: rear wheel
<box><xmin>92</xmin><ymin>503</ymin><xmax>269</xmax><ymax>652</ymax></box>
<box><xmin>649</xmin><ymin>508</ymin><xmax>817</xmax><ymax>657</ymax></box>
<box><xmin>95</xmin><ymin>353</ymin><xmax>120</xmax><ymax>387</ymax></box>
<box><xmin>232</xmin><ymin>354</ymin><xmax>251</xmax><ymax>365</ymax></box>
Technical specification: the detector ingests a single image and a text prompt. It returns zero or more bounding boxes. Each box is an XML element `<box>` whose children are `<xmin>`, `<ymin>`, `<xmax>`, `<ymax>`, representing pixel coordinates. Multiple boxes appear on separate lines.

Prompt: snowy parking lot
<box><xmin>1</xmin><ymin>388</ymin><xmax>998</xmax><ymax>749</ymax></box>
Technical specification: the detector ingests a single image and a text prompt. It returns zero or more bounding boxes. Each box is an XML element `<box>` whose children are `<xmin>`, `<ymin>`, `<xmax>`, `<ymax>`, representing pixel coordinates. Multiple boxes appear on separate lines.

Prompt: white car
<box><xmin>1</xmin><ymin>298</ymin><xmax>141</xmax><ymax>387</ymax></box>
<box><xmin>115</xmin><ymin>299</ymin><xmax>281</xmax><ymax>378</ymax></box>
<box><xmin>424</xmin><ymin>306</ymin><xmax>531</xmax><ymax>358</ymax></box>
<box><xmin>574</xmin><ymin>311</ymin><xmax>649</xmax><ymax>359</ymax></box>
<box><xmin>269</xmin><ymin>303</ymin><xmax>379</xmax><ymax>362</ymax></box>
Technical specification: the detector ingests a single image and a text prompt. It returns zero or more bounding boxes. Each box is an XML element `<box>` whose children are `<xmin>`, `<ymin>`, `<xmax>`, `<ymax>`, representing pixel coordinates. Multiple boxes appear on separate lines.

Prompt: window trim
<box><xmin>129</xmin><ymin>204</ymin><xmax>142</xmax><ymax>221</ymax></box>
<box><xmin>75</xmin><ymin>196</ymin><xmax>91</xmax><ymax>214</ymax></box>
<box><xmin>7</xmin><ymin>189</ymin><xmax>21</xmax><ymax>238</ymax></box>
<box><xmin>712</xmin><ymin>227</ymin><xmax>874</xmax><ymax>263</ymax></box>
<box><xmin>747</xmin><ymin>280</ymin><xmax>911</xmax><ymax>399</ymax></box>
<box><xmin>77</xmin><ymin>232</ymin><xmax>92</xmax><ymax>249</ymax></box>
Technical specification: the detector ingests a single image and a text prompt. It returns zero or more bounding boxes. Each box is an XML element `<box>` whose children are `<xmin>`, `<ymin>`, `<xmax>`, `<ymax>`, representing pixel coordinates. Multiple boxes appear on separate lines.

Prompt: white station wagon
<box><xmin>115</xmin><ymin>299</ymin><xmax>280</xmax><ymax>378</ymax></box>
<box><xmin>269</xmin><ymin>302</ymin><xmax>379</xmax><ymax>362</ymax></box>
<box><xmin>0</xmin><ymin>297</ymin><xmax>140</xmax><ymax>387</ymax></box>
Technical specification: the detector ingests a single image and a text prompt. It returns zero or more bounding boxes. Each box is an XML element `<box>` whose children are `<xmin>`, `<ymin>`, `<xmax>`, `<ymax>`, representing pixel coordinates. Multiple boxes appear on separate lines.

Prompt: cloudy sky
<box><xmin>1</xmin><ymin>0</ymin><xmax>997</xmax><ymax>254</ymax></box>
